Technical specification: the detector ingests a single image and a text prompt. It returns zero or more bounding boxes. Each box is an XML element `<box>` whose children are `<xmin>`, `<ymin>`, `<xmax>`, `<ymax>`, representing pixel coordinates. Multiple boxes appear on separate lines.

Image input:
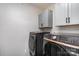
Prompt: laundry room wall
<box><xmin>0</xmin><ymin>3</ymin><xmax>40</xmax><ymax>56</ymax></box>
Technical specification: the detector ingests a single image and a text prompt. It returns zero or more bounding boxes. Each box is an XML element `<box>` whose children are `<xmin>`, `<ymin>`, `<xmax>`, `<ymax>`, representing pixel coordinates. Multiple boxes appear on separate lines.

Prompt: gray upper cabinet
<box><xmin>38</xmin><ymin>10</ymin><xmax>53</xmax><ymax>28</ymax></box>
<box><xmin>54</xmin><ymin>3</ymin><xmax>79</xmax><ymax>26</ymax></box>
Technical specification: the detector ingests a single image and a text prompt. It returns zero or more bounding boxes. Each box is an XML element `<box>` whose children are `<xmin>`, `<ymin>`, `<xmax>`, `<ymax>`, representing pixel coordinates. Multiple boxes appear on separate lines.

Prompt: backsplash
<box><xmin>59</xmin><ymin>35</ymin><xmax>79</xmax><ymax>46</ymax></box>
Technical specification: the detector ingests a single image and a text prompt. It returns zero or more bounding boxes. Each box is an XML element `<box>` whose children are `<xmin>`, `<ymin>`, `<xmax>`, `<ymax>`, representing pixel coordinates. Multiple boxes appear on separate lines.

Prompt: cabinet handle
<box><xmin>68</xmin><ymin>17</ymin><xmax>70</xmax><ymax>23</ymax></box>
<box><xmin>66</xmin><ymin>17</ymin><xmax>70</xmax><ymax>23</ymax></box>
<box><xmin>66</xmin><ymin>17</ymin><xmax>68</xmax><ymax>23</ymax></box>
<box><xmin>41</xmin><ymin>24</ymin><xmax>43</xmax><ymax>27</ymax></box>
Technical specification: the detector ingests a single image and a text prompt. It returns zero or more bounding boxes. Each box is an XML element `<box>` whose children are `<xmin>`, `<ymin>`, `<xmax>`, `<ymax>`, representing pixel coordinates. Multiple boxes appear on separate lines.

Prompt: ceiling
<box><xmin>30</xmin><ymin>3</ymin><xmax>54</xmax><ymax>10</ymax></box>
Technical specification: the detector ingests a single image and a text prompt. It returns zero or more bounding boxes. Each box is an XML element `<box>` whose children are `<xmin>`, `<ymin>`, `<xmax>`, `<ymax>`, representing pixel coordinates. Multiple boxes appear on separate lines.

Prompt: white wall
<box><xmin>0</xmin><ymin>3</ymin><xmax>40</xmax><ymax>56</ymax></box>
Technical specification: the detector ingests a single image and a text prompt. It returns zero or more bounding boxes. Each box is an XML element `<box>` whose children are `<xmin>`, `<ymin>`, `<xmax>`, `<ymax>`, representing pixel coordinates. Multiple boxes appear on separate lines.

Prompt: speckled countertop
<box><xmin>51</xmin><ymin>32</ymin><xmax>79</xmax><ymax>36</ymax></box>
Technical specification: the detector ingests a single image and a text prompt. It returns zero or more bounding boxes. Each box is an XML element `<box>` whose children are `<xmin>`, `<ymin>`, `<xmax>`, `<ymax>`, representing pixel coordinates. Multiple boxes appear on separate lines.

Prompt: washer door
<box><xmin>44</xmin><ymin>42</ymin><xmax>70</xmax><ymax>56</ymax></box>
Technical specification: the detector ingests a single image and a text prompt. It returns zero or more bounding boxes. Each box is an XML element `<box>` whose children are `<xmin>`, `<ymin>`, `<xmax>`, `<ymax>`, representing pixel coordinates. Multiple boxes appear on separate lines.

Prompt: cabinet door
<box><xmin>54</xmin><ymin>3</ymin><xmax>67</xmax><ymax>26</ymax></box>
<box><xmin>38</xmin><ymin>13</ymin><xmax>43</xmax><ymax>28</ymax></box>
<box><xmin>42</xmin><ymin>10</ymin><xmax>49</xmax><ymax>27</ymax></box>
<box><xmin>69</xmin><ymin>3</ymin><xmax>79</xmax><ymax>24</ymax></box>
<box><xmin>38</xmin><ymin>11</ymin><xmax>48</xmax><ymax>28</ymax></box>
<box><xmin>38</xmin><ymin>10</ymin><xmax>52</xmax><ymax>28</ymax></box>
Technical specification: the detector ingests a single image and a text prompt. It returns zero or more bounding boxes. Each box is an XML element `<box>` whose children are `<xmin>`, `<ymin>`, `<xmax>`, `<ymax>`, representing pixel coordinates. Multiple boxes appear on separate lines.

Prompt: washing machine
<box><xmin>43</xmin><ymin>34</ymin><xmax>70</xmax><ymax>56</ymax></box>
<box><xmin>43</xmin><ymin>42</ymin><xmax>70</xmax><ymax>56</ymax></box>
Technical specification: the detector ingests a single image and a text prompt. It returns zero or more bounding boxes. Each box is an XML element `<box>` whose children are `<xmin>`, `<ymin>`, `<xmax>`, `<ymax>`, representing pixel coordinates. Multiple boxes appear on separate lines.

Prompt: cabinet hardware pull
<box><xmin>41</xmin><ymin>24</ymin><xmax>43</xmax><ymax>27</ymax></box>
<box><xmin>68</xmin><ymin>17</ymin><xmax>70</xmax><ymax>23</ymax></box>
<box><xmin>66</xmin><ymin>17</ymin><xmax>68</xmax><ymax>23</ymax></box>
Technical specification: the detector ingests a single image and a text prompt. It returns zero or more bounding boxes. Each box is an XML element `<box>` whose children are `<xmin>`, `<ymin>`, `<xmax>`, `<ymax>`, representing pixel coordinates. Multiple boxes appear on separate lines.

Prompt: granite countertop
<box><xmin>51</xmin><ymin>32</ymin><xmax>79</xmax><ymax>36</ymax></box>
